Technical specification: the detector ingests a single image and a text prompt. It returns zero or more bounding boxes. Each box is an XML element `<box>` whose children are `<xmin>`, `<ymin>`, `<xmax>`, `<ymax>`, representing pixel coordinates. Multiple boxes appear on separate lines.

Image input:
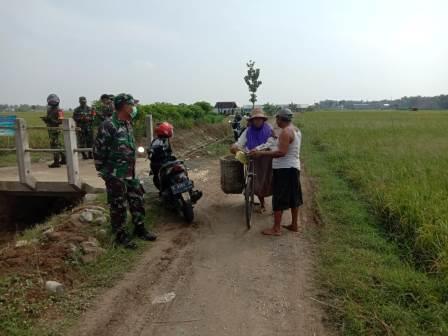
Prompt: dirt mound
<box><xmin>0</xmin><ymin>205</ymin><xmax>109</xmax><ymax>335</ymax></box>
<box><xmin>0</xmin><ymin>207</ymin><xmax>107</xmax><ymax>286</ymax></box>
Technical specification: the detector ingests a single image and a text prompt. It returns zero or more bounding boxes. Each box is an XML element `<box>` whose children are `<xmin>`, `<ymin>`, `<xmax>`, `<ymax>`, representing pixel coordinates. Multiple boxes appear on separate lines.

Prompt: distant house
<box><xmin>214</xmin><ymin>102</ymin><xmax>238</xmax><ymax>115</ymax></box>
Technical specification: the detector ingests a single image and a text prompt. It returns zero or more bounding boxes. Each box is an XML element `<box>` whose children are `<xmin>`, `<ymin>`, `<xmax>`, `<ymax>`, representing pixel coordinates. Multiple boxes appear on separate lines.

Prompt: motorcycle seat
<box><xmin>160</xmin><ymin>160</ymin><xmax>184</xmax><ymax>170</ymax></box>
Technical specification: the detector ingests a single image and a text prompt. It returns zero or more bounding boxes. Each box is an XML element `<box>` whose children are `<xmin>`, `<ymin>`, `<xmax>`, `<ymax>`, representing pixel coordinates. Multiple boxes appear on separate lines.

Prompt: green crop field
<box><xmin>0</xmin><ymin>102</ymin><xmax>222</xmax><ymax>150</ymax></box>
<box><xmin>300</xmin><ymin>110</ymin><xmax>448</xmax><ymax>335</ymax></box>
<box><xmin>0</xmin><ymin>111</ymin><xmax>74</xmax><ymax>148</ymax></box>
<box><xmin>0</xmin><ymin>104</ymin><xmax>223</xmax><ymax>167</ymax></box>
<box><xmin>0</xmin><ymin>111</ymin><xmax>74</xmax><ymax>166</ymax></box>
<box><xmin>1</xmin><ymin>111</ymin><xmax>57</xmax><ymax>126</ymax></box>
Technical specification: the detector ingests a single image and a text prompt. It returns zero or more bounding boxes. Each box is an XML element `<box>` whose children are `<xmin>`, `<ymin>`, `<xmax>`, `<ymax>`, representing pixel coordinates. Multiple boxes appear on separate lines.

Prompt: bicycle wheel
<box><xmin>245</xmin><ymin>175</ymin><xmax>254</xmax><ymax>229</ymax></box>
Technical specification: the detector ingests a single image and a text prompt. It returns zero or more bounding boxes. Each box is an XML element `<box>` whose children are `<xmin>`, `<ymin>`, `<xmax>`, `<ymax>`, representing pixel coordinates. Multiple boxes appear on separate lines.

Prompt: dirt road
<box><xmin>68</xmin><ymin>159</ymin><xmax>329</xmax><ymax>336</ymax></box>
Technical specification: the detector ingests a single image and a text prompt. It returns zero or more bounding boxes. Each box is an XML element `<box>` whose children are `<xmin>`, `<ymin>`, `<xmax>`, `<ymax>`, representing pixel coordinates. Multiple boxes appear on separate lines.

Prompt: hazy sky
<box><xmin>1</xmin><ymin>0</ymin><xmax>447</xmax><ymax>108</ymax></box>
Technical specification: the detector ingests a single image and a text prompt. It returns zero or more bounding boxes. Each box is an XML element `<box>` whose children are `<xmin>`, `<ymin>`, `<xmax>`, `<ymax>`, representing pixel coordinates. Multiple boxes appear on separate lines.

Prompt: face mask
<box><xmin>131</xmin><ymin>106</ymin><xmax>138</xmax><ymax>119</ymax></box>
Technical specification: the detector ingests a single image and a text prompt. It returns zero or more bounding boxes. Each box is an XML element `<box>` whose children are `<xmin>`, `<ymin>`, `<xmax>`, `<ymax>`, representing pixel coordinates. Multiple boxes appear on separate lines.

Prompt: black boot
<box><xmin>60</xmin><ymin>153</ymin><xmax>67</xmax><ymax>165</ymax></box>
<box><xmin>81</xmin><ymin>152</ymin><xmax>88</xmax><ymax>160</ymax></box>
<box><xmin>49</xmin><ymin>153</ymin><xmax>61</xmax><ymax>168</ymax></box>
<box><xmin>115</xmin><ymin>231</ymin><xmax>137</xmax><ymax>249</ymax></box>
<box><xmin>134</xmin><ymin>225</ymin><xmax>157</xmax><ymax>241</ymax></box>
<box><xmin>48</xmin><ymin>161</ymin><xmax>60</xmax><ymax>168</ymax></box>
<box><xmin>88</xmin><ymin>151</ymin><xmax>94</xmax><ymax>160</ymax></box>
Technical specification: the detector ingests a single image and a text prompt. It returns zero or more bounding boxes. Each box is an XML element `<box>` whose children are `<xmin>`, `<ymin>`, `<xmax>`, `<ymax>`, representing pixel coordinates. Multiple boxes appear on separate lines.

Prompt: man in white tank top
<box><xmin>250</xmin><ymin>108</ymin><xmax>303</xmax><ymax>236</ymax></box>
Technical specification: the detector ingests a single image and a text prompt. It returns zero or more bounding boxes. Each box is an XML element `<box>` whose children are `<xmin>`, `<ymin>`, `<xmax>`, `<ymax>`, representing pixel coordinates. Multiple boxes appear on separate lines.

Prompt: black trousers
<box><xmin>272</xmin><ymin>168</ymin><xmax>303</xmax><ymax>211</ymax></box>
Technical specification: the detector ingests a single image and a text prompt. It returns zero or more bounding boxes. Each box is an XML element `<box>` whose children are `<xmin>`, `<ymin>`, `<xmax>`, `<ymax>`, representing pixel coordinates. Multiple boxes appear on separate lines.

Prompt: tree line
<box><xmin>0</xmin><ymin>104</ymin><xmax>49</xmax><ymax>112</ymax></box>
<box><xmin>318</xmin><ymin>95</ymin><xmax>448</xmax><ymax>110</ymax></box>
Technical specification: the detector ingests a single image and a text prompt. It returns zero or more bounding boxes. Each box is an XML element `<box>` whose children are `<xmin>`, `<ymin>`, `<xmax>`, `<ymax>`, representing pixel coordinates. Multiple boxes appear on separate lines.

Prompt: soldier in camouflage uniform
<box><xmin>73</xmin><ymin>96</ymin><xmax>94</xmax><ymax>159</ymax></box>
<box><xmin>96</xmin><ymin>93</ymin><xmax>115</xmax><ymax>123</ymax></box>
<box><xmin>93</xmin><ymin>93</ymin><xmax>157</xmax><ymax>248</ymax></box>
<box><xmin>44</xmin><ymin>94</ymin><xmax>66</xmax><ymax>168</ymax></box>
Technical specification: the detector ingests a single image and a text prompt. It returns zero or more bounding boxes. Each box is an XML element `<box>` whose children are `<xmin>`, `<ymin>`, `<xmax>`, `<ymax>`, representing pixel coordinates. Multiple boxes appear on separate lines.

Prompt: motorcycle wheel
<box><xmin>182</xmin><ymin>200</ymin><xmax>194</xmax><ymax>224</ymax></box>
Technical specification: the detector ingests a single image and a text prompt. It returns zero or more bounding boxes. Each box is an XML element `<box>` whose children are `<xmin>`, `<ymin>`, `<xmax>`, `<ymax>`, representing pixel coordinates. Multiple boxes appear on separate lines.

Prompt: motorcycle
<box><xmin>157</xmin><ymin>158</ymin><xmax>202</xmax><ymax>223</ymax></box>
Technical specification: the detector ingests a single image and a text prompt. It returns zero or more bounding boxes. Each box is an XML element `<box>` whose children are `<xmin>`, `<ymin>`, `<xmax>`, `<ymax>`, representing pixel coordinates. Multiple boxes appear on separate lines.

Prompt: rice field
<box><xmin>301</xmin><ymin>110</ymin><xmax>448</xmax><ymax>334</ymax></box>
<box><xmin>0</xmin><ymin>111</ymin><xmax>73</xmax><ymax>166</ymax></box>
<box><xmin>0</xmin><ymin>107</ymin><xmax>222</xmax><ymax>167</ymax></box>
<box><xmin>0</xmin><ymin>111</ymin><xmax>73</xmax><ymax>150</ymax></box>
<box><xmin>302</xmin><ymin>110</ymin><xmax>448</xmax><ymax>274</ymax></box>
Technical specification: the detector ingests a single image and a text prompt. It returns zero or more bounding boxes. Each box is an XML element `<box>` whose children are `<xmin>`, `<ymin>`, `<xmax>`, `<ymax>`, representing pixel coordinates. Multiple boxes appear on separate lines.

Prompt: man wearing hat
<box><xmin>249</xmin><ymin>108</ymin><xmax>302</xmax><ymax>235</ymax></box>
<box><xmin>96</xmin><ymin>93</ymin><xmax>115</xmax><ymax>123</ymax></box>
<box><xmin>73</xmin><ymin>96</ymin><xmax>94</xmax><ymax>159</ymax></box>
<box><xmin>231</xmin><ymin>108</ymin><xmax>274</xmax><ymax>213</ymax></box>
<box><xmin>93</xmin><ymin>93</ymin><xmax>157</xmax><ymax>248</ymax></box>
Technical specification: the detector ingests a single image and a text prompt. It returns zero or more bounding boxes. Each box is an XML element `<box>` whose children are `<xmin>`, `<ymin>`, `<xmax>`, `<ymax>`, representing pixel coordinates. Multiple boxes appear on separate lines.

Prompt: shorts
<box><xmin>272</xmin><ymin>168</ymin><xmax>303</xmax><ymax>211</ymax></box>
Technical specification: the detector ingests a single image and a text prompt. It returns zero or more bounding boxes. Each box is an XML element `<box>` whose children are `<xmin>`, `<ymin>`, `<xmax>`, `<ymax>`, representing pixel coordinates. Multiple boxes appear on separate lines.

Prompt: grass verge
<box><xmin>0</xmin><ymin>153</ymin><xmax>53</xmax><ymax>168</ymax></box>
<box><xmin>0</xmin><ymin>193</ymin><xmax>160</xmax><ymax>336</ymax></box>
<box><xmin>303</xmin><ymin>132</ymin><xmax>448</xmax><ymax>335</ymax></box>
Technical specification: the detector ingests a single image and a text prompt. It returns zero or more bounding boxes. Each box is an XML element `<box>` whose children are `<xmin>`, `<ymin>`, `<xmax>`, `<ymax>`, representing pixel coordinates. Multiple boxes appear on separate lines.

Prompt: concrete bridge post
<box><xmin>15</xmin><ymin>118</ymin><xmax>36</xmax><ymax>189</ymax></box>
<box><xmin>63</xmin><ymin>118</ymin><xmax>82</xmax><ymax>190</ymax></box>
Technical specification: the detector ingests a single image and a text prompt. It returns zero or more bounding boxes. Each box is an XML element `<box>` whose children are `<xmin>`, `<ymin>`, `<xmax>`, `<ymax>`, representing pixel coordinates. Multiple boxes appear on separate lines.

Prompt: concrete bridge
<box><xmin>0</xmin><ymin>116</ymin><xmax>153</xmax><ymax>197</ymax></box>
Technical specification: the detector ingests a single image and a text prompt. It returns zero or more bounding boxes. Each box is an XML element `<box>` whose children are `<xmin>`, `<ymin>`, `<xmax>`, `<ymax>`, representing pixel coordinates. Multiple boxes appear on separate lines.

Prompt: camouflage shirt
<box><xmin>73</xmin><ymin>105</ymin><xmax>93</xmax><ymax>125</ymax></box>
<box><xmin>96</xmin><ymin>103</ymin><xmax>114</xmax><ymax>122</ymax></box>
<box><xmin>93</xmin><ymin>113</ymin><xmax>136</xmax><ymax>179</ymax></box>
<box><xmin>45</xmin><ymin>106</ymin><xmax>64</xmax><ymax>127</ymax></box>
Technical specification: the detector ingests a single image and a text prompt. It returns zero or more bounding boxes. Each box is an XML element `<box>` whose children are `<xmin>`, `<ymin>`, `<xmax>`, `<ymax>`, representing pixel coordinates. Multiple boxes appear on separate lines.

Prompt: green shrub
<box><xmin>0</xmin><ymin>103</ymin><xmax>223</xmax><ymax>153</ymax></box>
<box><xmin>134</xmin><ymin>101</ymin><xmax>223</xmax><ymax>139</ymax></box>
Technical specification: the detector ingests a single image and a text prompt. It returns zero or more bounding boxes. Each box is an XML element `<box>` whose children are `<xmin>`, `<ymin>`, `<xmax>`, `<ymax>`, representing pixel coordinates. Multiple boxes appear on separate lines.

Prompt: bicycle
<box><xmin>243</xmin><ymin>157</ymin><xmax>255</xmax><ymax>229</ymax></box>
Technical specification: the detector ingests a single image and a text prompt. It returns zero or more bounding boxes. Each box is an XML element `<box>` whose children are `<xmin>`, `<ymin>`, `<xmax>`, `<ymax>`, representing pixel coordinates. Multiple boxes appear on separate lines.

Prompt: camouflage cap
<box><xmin>114</xmin><ymin>93</ymin><xmax>137</xmax><ymax>108</ymax></box>
<box><xmin>79</xmin><ymin>96</ymin><xmax>87</xmax><ymax>102</ymax></box>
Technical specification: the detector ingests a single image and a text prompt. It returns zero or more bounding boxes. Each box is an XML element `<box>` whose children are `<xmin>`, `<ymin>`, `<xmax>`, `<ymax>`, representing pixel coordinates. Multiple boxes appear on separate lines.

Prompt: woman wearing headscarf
<box><xmin>231</xmin><ymin>109</ymin><xmax>274</xmax><ymax>213</ymax></box>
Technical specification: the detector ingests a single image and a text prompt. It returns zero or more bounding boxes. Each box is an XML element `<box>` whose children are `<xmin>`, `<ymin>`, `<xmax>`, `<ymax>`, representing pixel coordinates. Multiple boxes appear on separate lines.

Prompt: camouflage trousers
<box><xmin>48</xmin><ymin>129</ymin><xmax>63</xmax><ymax>162</ymax></box>
<box><xmin>48</xmin><ymin>129</ymin><xmax>62</xmax><ymax>149</ymax></box>
<box><xmin>105</xmin><ymin>177</ymin><xmax>145</xmax><ymax>232</ymax></box>
<box><xmin>77</xmin><ymin>125</ymin><xmax>93</xmax><ymax>149</ymax></box>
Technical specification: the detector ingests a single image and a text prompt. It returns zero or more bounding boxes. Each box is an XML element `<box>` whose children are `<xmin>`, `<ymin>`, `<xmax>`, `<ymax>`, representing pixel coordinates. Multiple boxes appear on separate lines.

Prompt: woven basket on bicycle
<box><xmin>220</xmin><ymin>155</ymin><xmax>244</xmax><ymax>194</ymax></box>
